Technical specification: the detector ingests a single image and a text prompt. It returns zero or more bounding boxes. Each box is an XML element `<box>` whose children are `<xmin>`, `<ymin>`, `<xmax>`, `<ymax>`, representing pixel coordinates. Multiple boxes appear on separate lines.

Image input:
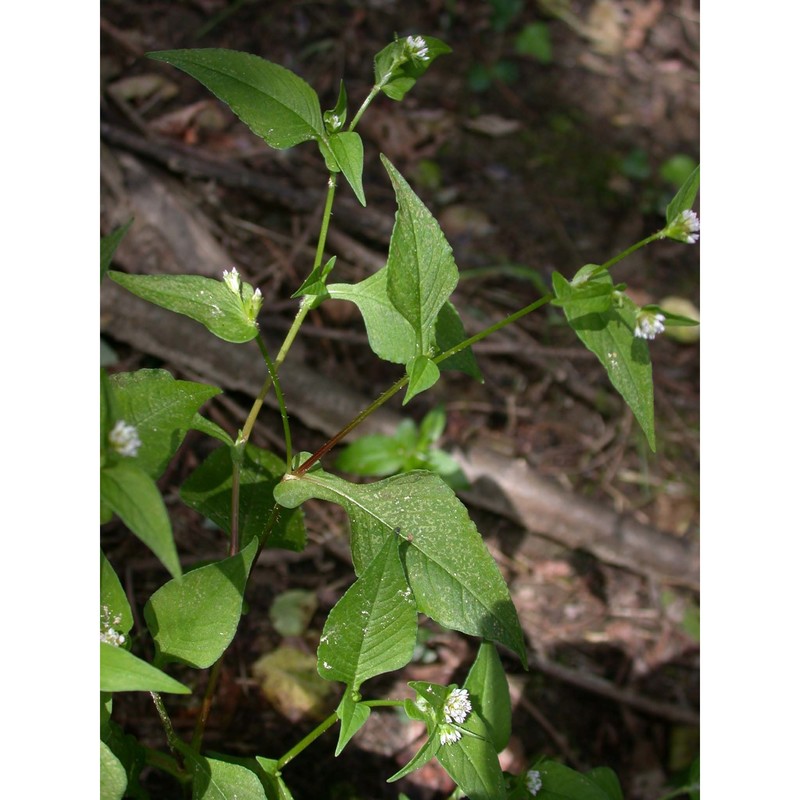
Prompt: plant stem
<box><xmin>294</xmin><ymin>292</ymin><xmax>554</xmax><ymax>476</ymax></box>
<box><xmin>275</xmin><ymin>173</ymin><xmax>338</xmax><ymax>367</ymax></box>
<box><xmin>190</xmin><ymin>658</ymin><xmax>224</xmax><ymax>752</ymax></box>
<box><xmin>592</xmin><ymin>231</ymin><xmax>663</xmax><ymax>276</ymax></box>
<box><xmin>150</xmin><ymin>691</ymin><xmax>184</xmax><ymax>762</ymax></box>
<box><xmin>277</xmin><ymin>713</ymin><xmax>339</xmax><ymax>769</ymax></box>
<box><xmin>257</xmin><ymin>335</ymin><xmax>293</xmax><ymax>470</ymax></box>
<box><xmin>349</xmin><ymin>85</ymin><xmax>381</xmax><ymax>132</ymax></box>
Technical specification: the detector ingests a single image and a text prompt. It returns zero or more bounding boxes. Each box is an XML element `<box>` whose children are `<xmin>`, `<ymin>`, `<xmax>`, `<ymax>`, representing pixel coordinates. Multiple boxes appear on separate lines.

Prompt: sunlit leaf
<box><xmin>100</xmin><ymin>643</ymin><xmax>191</xmax><ymax>694</ymax></box>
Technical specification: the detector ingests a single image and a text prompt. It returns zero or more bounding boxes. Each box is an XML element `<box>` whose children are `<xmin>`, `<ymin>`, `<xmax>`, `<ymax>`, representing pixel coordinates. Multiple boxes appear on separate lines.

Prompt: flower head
<box><xmin>443</xmin><ymin>687</ymin><xmax>472</xmax><ymax>724</ymax></box>
<box><xmin>223</xmin><ymin>267</ymin><xmax>242</xmax><ymax>295</ymax></box>
<box><xmin>665</xmin><ymin>209</ymin><xmax>700</xmax><ymax>244</ymax></box>
<box><xmin>405</xmin><ymin>35</ymin><xmax>430</xmax><ymax>62</ymax></box>
<box><xmin>100</xmin><ymin>605</ymin><xmax>126</xmax><ymax>647</ymax></box>
<box><xmin>109</xmin><ymin>420</ymin><xmax>141</xmax><ymax>458</ymax></box>
<box><xmin>526</xmin><ymin>769</ymin><xmax>543</xmax><ymax>796</ymax></box>
<box><xmin>247</xmin><ymin>287</ymin><xmax>263</xmax><ymax>321</ymax></box>
<box><xmin>439</xmin><ymin>725</ymin><xmax>462</xmax><ymax>746</ymax></box>
<box><xmin>634</xmin><ymin>309</ymin><xmax>666</xmax><ymax>340</ymax></box>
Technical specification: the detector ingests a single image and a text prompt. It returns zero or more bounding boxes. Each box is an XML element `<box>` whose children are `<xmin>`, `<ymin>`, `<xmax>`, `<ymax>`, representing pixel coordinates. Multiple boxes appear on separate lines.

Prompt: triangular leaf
<box><xmin>403</xmin><ymin>355</ymin><xmax>440</xmax><ymax>404</ymax></box>
<box><xmin>435</xmin><ymin>301</ymin><xmax>482</xmax><ymax>381</ymax></box>
<box><xmin>533</xmin><ymin>759</ymin><xmax>614</xmax><ymax>800</ymax></box>
<box><xmin>318</xmin><ymin>534</ymin><xmax>417</xmax><ymax>688</ymax></box>
<box><xmin>100</xmin><ymin>460</ymin><xmax>181</xmax><ymax>579</ymax></box>
<box><xmin>101</xmin><ymin>551</ymin><xmax>133</xmax><ymax>638</ymax></box>
<box><xmin>100</xmin><ymin>642</ymin><xmax>191</xmax><ymax>694</ymax></box>
<box><xmin>148</xmin><ymin>49</ymin><xmax>325</xmax><ymax>150</ymax></box>
<box><xmin>274</xmin><ymin>470</ymin><xmax>527</xmax><ymax>664</ymax></box>
<box><xmin>144</xmin><ymin>537</ymin><xmax>259</xmax><ymax>668</ymax></box>
<box><xmin>436</xmin><ymin>710</ymin><xmax>507</xmax><ymax>800</ymax></box>
<box><xmin>180</xmin><ymin>749</ymin><xmax>268</xmax><ymax>800</ymax></box>
<box><xmin>383</xmin><ymin>156</ymin><xmax>458</xmax><ymax>357</ymax></box>
<box><xmin>329</xmin><ymin>132</ymin><xmax>366</xmax><ymax>206</ymax></box>
<box><xmin>101</xmin><ymin>219</ymin><xmax>133</xmax><ymax>282</ymax></box>
<box><xmin>334</xmin><ymin>691</ymin><xmax>372</xmax><ymax>756</ymax></box>
<box><xmin>464</xmin><ymin>642</ymin><xmax>511</xmax><ymax>753</ymax></box>
<box><xmin>666</xmin><ymin>164</ymin><xmax>700</xmax><ymax>226</ymax></box>
<box><xmin>553</xmin><ymin>271</ymin><xmax>655</xmax><ymax>451</ymax></box>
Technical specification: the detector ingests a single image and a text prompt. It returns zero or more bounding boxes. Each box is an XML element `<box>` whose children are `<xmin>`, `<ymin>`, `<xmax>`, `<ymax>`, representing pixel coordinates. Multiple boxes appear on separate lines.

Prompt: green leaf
<box><xmin>100</xmin><ymin>460</ymin><xmax>181</xmax><ymax>579</ymax></box>
<box><xmin>255</xmin><ymin>758</ymin><xmax>296</xmax><ymax>800</ymax></box>
<box><xmin>374</xmin><ymin>36</ymin><xmax>452</xmax><ymax>101</ymax></box>
<box><xmin>387</xmin><ymin>730</ymin><xmax>441</xmax><ymax>782</ymax></box>
<box><xmin>534</xmin><ymin>759</ymin><xmax>613</xmax><ymax>800</ymax></box>
<box><xmin>144</xmin><ymin>537</ymin><xmax>259</xmax><ymax>668</ymax></box>
<box><xmin>334</xmin><ymin>691</ymin><xmax>371</xmax><ymax>756</ymax></box>
<box><xmin>318</xmin><ymin>534</ymin><xmax>417</xmax><ymax>689</ymax></box>
<box><xmin>110</xmin><ymin>369</ymin><xmax>221</xmax><ymax>479</ymax></box>
<box><xmin>335</xmin><ymin>429</ymin><xmax>411</xmax><ymax>477</ymax></box>
<box><xmin>148</xmin><ymin>49</ymin><xmax>325</xmax><ymax>150</ymax></box>
<box><xmin>191</xmin><ymin>412</ymin><xmax>235</xmax><ymax>446</ymax></box>
<box><xmin>688</xmin><ymin>756</ymin><xmax>700</xmax><ymax>800</ymax></box>
<box><xmin>274</xmin><ymin>470</ymin><xmax>527</xmax><ymax>664</ymax></box>
<box><xmin>101</xmin><ymin>551</ymin><xmax>133</xmax><ymax>637</ymax></box>
<box><xmin>641</xmin><ymin>304</ymin><xmax>699</xmax><ymax>328</ymax></box>
<box><xmin>463</xmin><ymin>642</ymin><xmax>511</xmax><ymax>753</ymax></box>
<box><xmin>180</xmin><ymin>444</ymin><xmax>306</xmax><ymax>551</ymax></box>
<box><xmin>100</xmin><ymin>642</ymin><xmax>191</xmax><ymax>693</ymax></box>
<box><xmin>514</xmin><ymin>22</ymin><xmax>552</xmax><ymax>63</ymax></box>
<box><xmin>435</xmin><ymin>301</ymin><xmax>483</xmax><ymax>381</ymax></box>
<box><xmin>552</xmin><ymin>271</ymin><xmax>655</xmax><ymax>451</ymax></box>
<box><xmin>323</xmin><ymin>80</ymin><xmax>348</xmax><ymax>133</ymax></box>
<box><xmin>100</xmin><ymin>368</ymin><xmax>116</xmax><ymax>459</ymax></box>
<box><xmin>101</xmin><ymin>219</ymin><xmax>133</xmax><ymax>282</ymax></box>
<box><xmin>181</xmin><ymin>749</ymin><xmax>268</xmax><ymax>800</ymax></box>
<box><xmin>270</xmin><ymin>589</ymin><xmax>318</xmax><ymax>637</ymax></box>
<box><xmin>436</xmin><ymin>711</ymin><xmax>507</xmax><ymax>800</ymax></box>
<box><xmin>328</xmin><ymin>268</ymin><xmax>416</xmax><ymax>365</ymax></box>
<box><xmin>585</xmin><ymin>767</ymin><xmax>624</xmax><ymax>800</ymax></box>
<box><xmin>108</xmin><ymin>271</ymin><xmax>260</xmax><ymax>343</ymax></box>
<box><xmin>382</xmin><ymin>156</ymin><xmax>459</xmax><ymax>357</ymax></box>
<box><xmin>665</xmin><ymin>164</ymin><xmax>700</xmax><ymax>225</ymax></box>
<box><xmin>329</xmin><ymin>132</ymin><xmax>366</xmax><ymax>206</ymax></box>
<box><xmin>404</xmin><ymin>355</ymin><xmax>440</xmax><ymax>404</ymax></box>
<box><xmin>291</xmin><ymin>256</ymin><xmax>336</xmax><ymax>309</ymax></box>
<box><xmin>100</xmin><ymin>740</ymin><xmax>128</xmax><ymax>800</ymax></box>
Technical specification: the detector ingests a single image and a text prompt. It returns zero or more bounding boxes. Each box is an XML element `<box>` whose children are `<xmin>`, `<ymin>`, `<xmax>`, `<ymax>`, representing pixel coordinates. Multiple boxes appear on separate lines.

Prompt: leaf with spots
<box><xmin>552</xmin><ymin>270</ymin><xmax>655</xmax><ymax>451</ymax></box>
<box><xmin>274</xmin><ymin>470</ymin><xmax>526</xmax><ymax>664</ymax></box>
<box><xmin>317</xmin><ymin>534</ymin><xmax>417</xmax><ymax>689</ymax></box>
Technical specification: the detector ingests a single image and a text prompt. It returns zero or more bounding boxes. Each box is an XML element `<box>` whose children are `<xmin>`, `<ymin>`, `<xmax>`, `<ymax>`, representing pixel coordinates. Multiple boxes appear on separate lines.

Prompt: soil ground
<box><xmin>101</xmin><ymin>2</ymin><xmax>700</xmax><ymax>798</ymax></box>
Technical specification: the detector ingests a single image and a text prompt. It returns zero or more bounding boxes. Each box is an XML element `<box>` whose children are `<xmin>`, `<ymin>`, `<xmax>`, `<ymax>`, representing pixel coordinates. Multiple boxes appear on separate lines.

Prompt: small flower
<box><xmin>405</xmin><ymin>35</ymin><xmax>430</xmax><ymax>62</ymax></box>
<box><xmin>247</xmin><ymin>287</ymin><xmax>263</xmax><ymax>321</ymax></box>
<box><xmin>109</xmin><ymin>420</ymin><xmax>141</xmax><ymax>458</ymax></box>
<box><xmin>439</xmin><ymin>724</ymin><xmax>462</xmax><ymax>745</ymax></box>
<box><xmin>525</xmin><ymin>769</ymin><xmax>543</xmax><ymax>796</ymax></box>
<box><xmin>443</xmin><ymin>687</ymin><xmax>472</xmax><ymax>724</ymax></box>
<box><xmin>634</xmin><ymin>309</ymin><xmax>666</xmax><ymax>340</ymax></box>
<box><xmin>665</xmin><ymin>209</ymin><xmax>700</xmax><ymax>244</ymax></box>
<box><xmin>101</xmin><ymin>605</ymin><xmax>126</xmax><ymax>647</ymax></box>
<box><xmin>223</xmin><ymin>266</ymin><xmax>242</xmax><ymax>295</ymax></box>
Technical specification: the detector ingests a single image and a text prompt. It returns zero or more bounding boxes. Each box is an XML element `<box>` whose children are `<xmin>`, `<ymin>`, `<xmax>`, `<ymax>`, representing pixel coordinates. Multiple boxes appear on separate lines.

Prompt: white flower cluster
<box><xmin>443</xmin><ymin>687</ymin><xmax>472</xmax><ymax>724</ymax></box>
<box><xmin>100</xmin><ymin>605</ymin><xmax>126</xmax><ymax>647</ymax></box>
<box><xmin>223</xmin><ymin>266</ymin><xmax>241</xmax><ymax>295</ymax></box>
<box><xmin>439</xmin><ymin>725</ymin><xmax>462</xmax><ymax>745</ymax></box>
<box><xmin>666</xmin><ymin>209</ymin><xmax>700</xmax><ymax>244</ymax></box>
<box><xmin>109</xmin><ymin>420</ymin><xmax>141</xmax><ymax>458</ymax></box>
<box><xmin>405</xmin><ymin>35</ymin><xmax>430</xmax><ymax>62</ymax></box>
<box><xmin>634</xmin><ymin>310</ymin><xmax>666</xmax><ymax>340</ymax></box>
<box><xmin>526</xmin><ymin>769</ymin><xmax>543</xmax><ymax>796</ymax></box>
<box><xmin>439</xmin><ymin>687</ymin><xmax>472</xmax><ymax>745</ymax></box>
